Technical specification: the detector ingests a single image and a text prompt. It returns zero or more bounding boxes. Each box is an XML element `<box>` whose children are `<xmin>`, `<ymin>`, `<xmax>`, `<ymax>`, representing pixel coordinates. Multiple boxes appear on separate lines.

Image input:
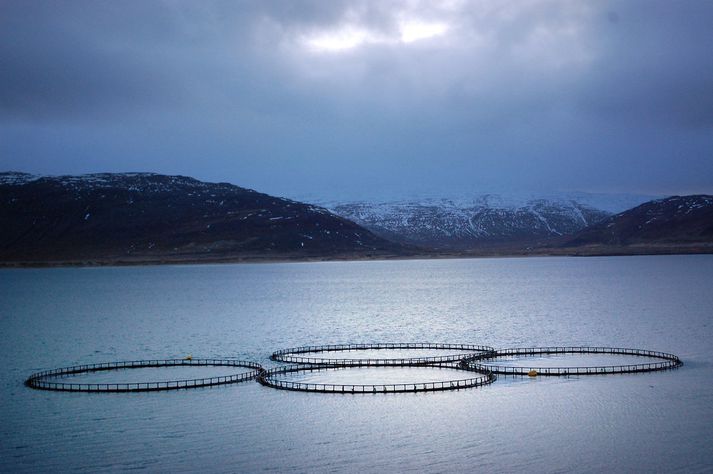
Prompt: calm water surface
<box><xmin>1</xmin><ymin>255</ymin><xmax>712</xmax><ymax>473</ymax></box>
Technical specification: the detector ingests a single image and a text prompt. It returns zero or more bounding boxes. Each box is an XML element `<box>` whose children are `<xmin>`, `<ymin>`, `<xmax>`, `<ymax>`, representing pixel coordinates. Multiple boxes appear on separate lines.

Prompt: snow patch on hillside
<box><xmin>0</xmin><ymin>172</ymin><xmax>40</xmax><ymax>185</ymax></box>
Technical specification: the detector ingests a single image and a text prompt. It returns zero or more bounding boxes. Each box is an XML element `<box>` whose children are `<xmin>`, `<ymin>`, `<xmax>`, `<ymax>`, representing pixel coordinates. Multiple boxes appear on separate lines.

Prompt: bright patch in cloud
<box><xmin>399</xmin><ymin>20</ymin><xmax>448</xmax><ymax>43</ymax></box>
<box><xmin>303</xmin><ymin>20</ymin><xmax>449</xmax><ymax>53</ymax></box>
<box><xmin>305</xmin><ymin>27</ymin><xmax>381</xmax><ymax>52</ymax></box>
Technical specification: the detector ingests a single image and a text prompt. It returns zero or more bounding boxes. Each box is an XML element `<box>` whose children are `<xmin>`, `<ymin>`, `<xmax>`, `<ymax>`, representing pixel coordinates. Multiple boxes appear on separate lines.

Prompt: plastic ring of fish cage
<box><xmin>24</xmin><ymin>359</ymin><xmax>264</xmax><ymax>392</ymax></box>
<box><xmin>467</xmin><ymin>346</ymin><xmax>683</xmax><ymax>376</ymax></box>
<box><xmin>271</xmin><ymin>342</ymin><xmax>496</xmax><ymax>366</ymax></box>
<box><xmin>258</xmin><ymin>362</ymin><xmax>496</xmax><ymax>394</ymax></box>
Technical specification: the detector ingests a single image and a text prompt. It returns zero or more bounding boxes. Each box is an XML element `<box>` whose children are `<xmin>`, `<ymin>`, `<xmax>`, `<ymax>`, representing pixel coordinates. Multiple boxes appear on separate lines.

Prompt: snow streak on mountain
<box><xmin>307</xmin><ymin>193</ymin><xmax>654</xmax><ymax>250</ymax></box>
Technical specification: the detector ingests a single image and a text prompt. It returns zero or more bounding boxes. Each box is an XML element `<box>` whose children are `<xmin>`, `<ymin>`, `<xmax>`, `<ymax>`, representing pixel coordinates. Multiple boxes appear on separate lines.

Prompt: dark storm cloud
<box><xmin>0</xmin><ymin>0</ymin><xmax>712</xmax><ymax>196</ymax></box>
<box><xmin>0</xmin><ymin>2</ymin><xmax>177</xmax><ymax>119</ymax></box>
<box><xmin>575</xmin><ymin>1</ymin><xmax>713</xmax><ymax>129</ymax></box>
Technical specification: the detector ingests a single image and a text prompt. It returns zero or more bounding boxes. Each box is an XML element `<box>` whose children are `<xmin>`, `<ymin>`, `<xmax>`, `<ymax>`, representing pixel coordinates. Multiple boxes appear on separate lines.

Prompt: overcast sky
<box><xmin>1</xmin><ymin>0</ymin><xmax>712</xmax><ymax>198</ymax></box>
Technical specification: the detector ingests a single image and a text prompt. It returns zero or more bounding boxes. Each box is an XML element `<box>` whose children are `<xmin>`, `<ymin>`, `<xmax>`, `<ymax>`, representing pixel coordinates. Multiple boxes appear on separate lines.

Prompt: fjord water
<box><xmin>1</xmin><ymin>256</ymin><xmax>712</xmax><ymax>473</ymax></box>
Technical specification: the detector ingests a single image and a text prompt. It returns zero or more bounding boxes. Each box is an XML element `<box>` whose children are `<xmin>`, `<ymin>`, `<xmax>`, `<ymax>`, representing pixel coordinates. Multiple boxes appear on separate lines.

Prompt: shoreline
<box><xmin>2</xmin><ymin>245</ymin><xmax>711</xmax><ymax>269</ymax></box>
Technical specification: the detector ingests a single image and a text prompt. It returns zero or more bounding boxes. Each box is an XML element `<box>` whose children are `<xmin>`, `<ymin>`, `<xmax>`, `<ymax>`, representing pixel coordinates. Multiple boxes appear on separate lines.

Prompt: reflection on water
<box><xmin>1</xmin><ymin>255</ymin><xmax>712</xmax><ymax>472</ymax></box>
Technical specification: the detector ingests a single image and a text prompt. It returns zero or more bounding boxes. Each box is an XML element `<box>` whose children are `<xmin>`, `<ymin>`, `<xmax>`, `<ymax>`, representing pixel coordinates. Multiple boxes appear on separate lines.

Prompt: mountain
<box><xmin>5</xmin><ymin>171</ymin><xmax>705</xmax><ymax>264</ymax></box>
<box><xmin>309</xmin><ymin>194</ymin><xmax>633</xmax><ymax>250</ymax></box>
<box><xmin>561</xmin><ymin>195</ymin><xmax>713</xmax><ymax>253</ymax></box>
<box><xmin>0</xmin><ymin>172</ymin><xmax>408</xmax><ymax>265</ymax></box>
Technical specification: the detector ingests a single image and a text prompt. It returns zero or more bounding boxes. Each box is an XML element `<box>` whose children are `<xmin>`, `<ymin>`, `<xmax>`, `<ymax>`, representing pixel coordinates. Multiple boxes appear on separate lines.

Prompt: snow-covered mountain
<box><xmin>301</xmin><ymin>192</ymin><xmax>656</xmax><ymax>250</ymax></box>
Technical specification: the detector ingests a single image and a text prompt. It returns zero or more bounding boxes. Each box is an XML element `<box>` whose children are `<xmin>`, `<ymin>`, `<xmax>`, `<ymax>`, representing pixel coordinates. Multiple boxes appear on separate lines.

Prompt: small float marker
<box><xmin>184</xmin><ymin>354</ymin><xmax>192</xmax><ymax>361</ymax></box>
<box><xmin>528</xmin><ymin>369</ymin><xmax>538</xmax><ymax>377</ymax></box>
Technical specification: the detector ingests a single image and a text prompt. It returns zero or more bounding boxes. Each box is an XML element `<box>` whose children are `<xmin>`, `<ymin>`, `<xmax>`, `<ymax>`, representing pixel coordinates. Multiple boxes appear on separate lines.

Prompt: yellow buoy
<box><xmin>184</xmin><ymin>354</ymin><xmax>192</xmax><ymax>361</ymax></box>
<box><xmin>528</xmin><ymin>369</ymin><xmax>538</xmax><ymax>377</ymax></box>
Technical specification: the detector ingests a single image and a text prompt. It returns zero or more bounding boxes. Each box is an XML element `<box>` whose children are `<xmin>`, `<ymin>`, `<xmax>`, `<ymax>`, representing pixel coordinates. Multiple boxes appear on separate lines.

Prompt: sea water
<box><xmin>1</xmin><ymin>255</ymin><xmax>712</xmax><ymax>472</ymax></box>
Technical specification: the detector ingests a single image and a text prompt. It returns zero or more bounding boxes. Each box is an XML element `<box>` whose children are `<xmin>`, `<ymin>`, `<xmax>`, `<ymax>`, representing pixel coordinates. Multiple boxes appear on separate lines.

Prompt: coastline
<box><xmin>2</xmin><ymin>243</ymin><xmax>711</xmax><ymax>269</ymax></box>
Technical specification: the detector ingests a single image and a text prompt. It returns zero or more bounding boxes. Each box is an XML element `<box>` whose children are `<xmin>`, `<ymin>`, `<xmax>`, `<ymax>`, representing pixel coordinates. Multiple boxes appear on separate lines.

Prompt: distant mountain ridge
<box><xmin>298</xmin><ymin>191</ymin><xmax>712</xmax><ymax>253</ymax></box>
<box><xmin>293</xmin><ymin>188</ymin><xmax>657</xmax><ymax>214</ymax></box>
<box><xmin>2</xmin><ymin>171</ymin><xmax>710</xmax><ymax>264</ymax></box>
<box><xmin>314</xmin><ymin>195</ymin><xmax>620</xmax><ymax>250</ymax></box>
<box><xmin>0</xmin><ymin>172</ymin><xmax>407</xmax><ymax>264</ymax></box>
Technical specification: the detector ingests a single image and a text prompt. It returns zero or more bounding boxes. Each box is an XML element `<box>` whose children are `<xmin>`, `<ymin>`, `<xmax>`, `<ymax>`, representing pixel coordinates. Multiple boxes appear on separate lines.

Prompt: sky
<box><xmin>1</xmin><ymin>0</ymin><xmax>712</xmax><ymax>199</ymax></box>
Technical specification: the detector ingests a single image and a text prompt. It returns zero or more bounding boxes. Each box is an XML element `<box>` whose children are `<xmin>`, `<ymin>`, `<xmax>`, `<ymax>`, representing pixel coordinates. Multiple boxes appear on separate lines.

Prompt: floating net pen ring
<box><xmin>258</xmin><ymin>363</ymin><xmax>496</xmax><ymax>394</ymax></box>
<box><xmin>467</xmin><ymin>346</ymin><xmax>683</xmax><ymax>376</ymax></box>
<box><xmin>271</xmin><ymin>343</ymin><xmax>495</xmax><ymax>366</ymax></box>
<box><xmin>25</xmin><ymin>359</ymin><xmax>264</xmax><ymax>392</ymax></box>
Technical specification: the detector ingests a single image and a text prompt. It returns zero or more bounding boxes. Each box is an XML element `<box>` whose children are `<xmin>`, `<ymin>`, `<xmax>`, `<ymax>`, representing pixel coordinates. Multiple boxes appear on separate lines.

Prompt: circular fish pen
<box><xmin>467</xmin><ymin>346</ymin><xmax>683</xmax><ymax>376</ymax></box>
<box><xmin>271</xmin><ymin>342</ymin><xmax>495</xmax><ymax>366</ymax></box>
<box><xmin>23</xmin><ymin>345</ymin><xmax>684</xmax><ymax>395</ymax></box>
<box><xmin>25</xmin><ymin>359</ymin><xmax>264</xmax><ymax>392</ymax></box>
<box><xmin>258</xmin><ymin>362</ymin><xmax>496</xmax><ymax>393</ymax></box>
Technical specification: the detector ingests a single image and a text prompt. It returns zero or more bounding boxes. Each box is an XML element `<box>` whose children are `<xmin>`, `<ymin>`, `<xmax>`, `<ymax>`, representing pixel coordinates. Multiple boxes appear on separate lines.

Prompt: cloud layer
<box><xmin>1</xmin><ymin>0</ymin><xmax>712</xmax><ymax>197</ymax></box>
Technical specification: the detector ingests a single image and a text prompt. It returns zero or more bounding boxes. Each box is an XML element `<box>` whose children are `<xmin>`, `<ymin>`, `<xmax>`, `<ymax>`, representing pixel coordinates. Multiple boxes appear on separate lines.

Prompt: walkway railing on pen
<box><xmin>25</xmin><ymin>359</ymin><xmax>263</xmax><ymax>392</ymax></box>
<box><xmin>271</xmin><ymin>343</ymin><xmax>495</xmax><ymax>366</ymax></box>
<box><xmin>258</xmin><ymin>363</ymin><xmax>496</xmax><ymax>393</ymax></box>
<box><xmin>468</xmin><ymin>346</ymin><xmax>682</xmax><ymax>376</ymax></box>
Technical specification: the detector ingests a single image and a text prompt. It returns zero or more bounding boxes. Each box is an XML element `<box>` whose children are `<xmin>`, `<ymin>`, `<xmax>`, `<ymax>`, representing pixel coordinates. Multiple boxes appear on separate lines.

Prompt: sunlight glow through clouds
<box><xmin>305</xmin><ymin>26</ymin><xmax>382</xmax><ymax>52</ymax></box>
<box><xmin>399</xmin><ymin>20</ymin><xmax>448</xmax><ymax>43</ymax></box>
<box><xmin>304</xmin><ymin>19</ymin><xmax>449</xmax><ymax>52</ymax></box>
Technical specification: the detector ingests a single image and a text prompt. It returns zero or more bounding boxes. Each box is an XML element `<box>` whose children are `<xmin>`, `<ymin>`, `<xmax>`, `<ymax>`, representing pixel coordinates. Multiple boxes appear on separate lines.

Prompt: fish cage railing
<box><xmin>470</xmin><ymin>361</ymin><xmax>680</xmax><ymax>376</ymax></box>
<box><xmin>258</xmin><ymin>364</ymin><xmax>496</xmax><ymax>393</ymax></box>
<box><xmin>25</xmin><ymin>359</ymin><xmax>263</xmax><ymax>392</ymax></box>
<box><xmin>274</xmin><ymin>354</ymin><xmax>488</xmax><ymax>366</ymax></box>
<box><xmin>271</xmin><ymin>343</ymin><xmax>495</xmax><ymax>365</ymax></box>
<box><xmin>273</xmin><ymin>342</ymin><xmax>494</xmax><ymax>355</ymax></box>
<box><xmin>468</xmin><ymin>346</ymin><xmax>682</xmax><ymax>376</ymax></box>
<box><xmin>471</xmin><ymin>346</ymin><xmax>680</xmax><ymax>361</ymax></box>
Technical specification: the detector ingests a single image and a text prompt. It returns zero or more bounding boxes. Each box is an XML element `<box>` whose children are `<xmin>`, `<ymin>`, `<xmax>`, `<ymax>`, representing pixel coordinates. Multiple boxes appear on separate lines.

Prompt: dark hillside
<box><xmin>560</xmin><ymin>195</ymin><xmax>713</xmax><ymax>253</ymax></box>
<box><xmin>0</xmin><ymin>172</ymin><xmax>408</xmax><ymax>265</ymax></box>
